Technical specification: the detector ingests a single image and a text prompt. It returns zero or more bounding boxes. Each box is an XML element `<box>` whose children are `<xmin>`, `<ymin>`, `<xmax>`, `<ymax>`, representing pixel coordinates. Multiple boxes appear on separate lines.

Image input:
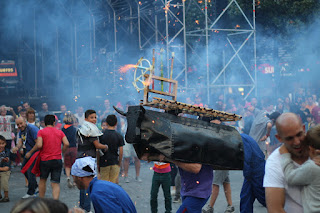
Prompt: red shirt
<box><xmin>37</xmin><ymin>127</ymin><xmax>65</xmax><ymax>161</ymax></box>
<box><xmin>153</xmin><ymin>162</ymin><xmax>171</xmax><ymax>173</ymax></box>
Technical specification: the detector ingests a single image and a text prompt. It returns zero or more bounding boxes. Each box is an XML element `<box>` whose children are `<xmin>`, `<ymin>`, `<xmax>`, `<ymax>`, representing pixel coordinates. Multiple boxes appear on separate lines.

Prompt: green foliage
<box><xmin>185</xmin><ymin>0</ymin><xmax>215</xmax><ymax>31</ymax></box>
<box><xmin>228</xmin><ymin>0</ymin><xmax>320</xmax><ymax>36</ymax></box>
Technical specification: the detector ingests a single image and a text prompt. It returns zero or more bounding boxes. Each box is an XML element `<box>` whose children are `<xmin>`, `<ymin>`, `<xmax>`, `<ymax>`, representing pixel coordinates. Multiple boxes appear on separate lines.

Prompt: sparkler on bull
<box><xmin>152</xmin><ymin>49</ymin><xmax>155</xmax><ymax>90</ymax></box>
<box><xmin>132</xmin><ymin>57</ymin><xmax>154</xmax><ymax>92</ymax></box>
<box><xmin>169</xmin><ymin>52</ymin><xmax>175</xmax><ymax>93</ymax></box>
<box><xmin>160</xmin><ymin>48</ymin><xmax>164</xmax><ymax>91</ymax></box>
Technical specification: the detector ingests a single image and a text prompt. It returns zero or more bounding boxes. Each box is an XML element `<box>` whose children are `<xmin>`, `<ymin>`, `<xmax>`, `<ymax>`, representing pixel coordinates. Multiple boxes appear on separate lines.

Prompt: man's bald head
<box><xmin>16</xmin><ymin>117</ymin><xmax>27</xmax><ymax>131</ymax></box>
<box><xmin>16</xmin><ymin>116</ymin><xmax>25</xmax><ymax>122</ymax></box>
<box><xmin>275</xmin><ymin>112</ymin><xmax>307</xmax><ymax>161</ymax></box>
<box><xmin>276</xmin><ymin>113</ymin><xmax>302</xmax><ymax>136</ymax></box>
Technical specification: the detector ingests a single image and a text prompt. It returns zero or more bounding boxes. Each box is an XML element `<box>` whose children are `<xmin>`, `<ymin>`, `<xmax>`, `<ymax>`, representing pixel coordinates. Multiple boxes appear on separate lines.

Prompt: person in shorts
<box><xmin>203</xmin><ymin>118</ymin><xmax>235</xmax><ymax>213</ymax></box>
<box><xmin>28</xmin><ymin>115</ymin><xmax>69</xmax><ymax>199</ymax></box>
<box><xmin>99</xmin><ymin>115</ymin><xmax>124</xmax><ymax>183</ymax></box>
<box><xmin>61</xmin><ymin>113</ymin><xmax>78</xmax><ymax>188</ymax></box>
<box><xmin>123</xmin><ymin>141</ymin><xmax>141</xmax><ymax>183</ymax></box>
<box><xmin>202</xmin><ymin>170</ymin><xmax>234</xmax><ymax>213</ymax></box>
<box><xmin>121</xmin><ymin>101</ymin><xmax>142</xmax><ymax>183</ymax></box>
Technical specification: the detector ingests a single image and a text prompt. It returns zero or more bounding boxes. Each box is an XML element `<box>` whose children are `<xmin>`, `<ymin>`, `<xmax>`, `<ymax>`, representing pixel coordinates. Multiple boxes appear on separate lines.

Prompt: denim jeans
<box><xmin>80</xmin><ymin>189</ymin><xmax>91</xmax><ymax>212</ymax></box>
<box><xmin>150</xmin><ymin>172</ymin><xmax>172</xmax><ymax>213</ymax></box>
<box><xmin>22</xmin><ymin>157</ymin><xmax>38</xmax><ymax>195</ymax></box>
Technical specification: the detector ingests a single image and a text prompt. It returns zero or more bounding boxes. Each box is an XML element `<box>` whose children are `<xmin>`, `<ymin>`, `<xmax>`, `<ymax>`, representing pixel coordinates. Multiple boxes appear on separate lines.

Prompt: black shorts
<box><xmin>40</xmin><ymin>159</ymin><xmax>63</xmax><ymax>183</ymax></box>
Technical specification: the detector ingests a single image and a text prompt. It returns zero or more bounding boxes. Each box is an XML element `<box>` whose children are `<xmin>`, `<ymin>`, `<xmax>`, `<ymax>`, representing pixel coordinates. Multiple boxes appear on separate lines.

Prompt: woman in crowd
<box><xmin>26</xmin><ymin>108</ymin><xmax>40</xmax><ymax>129</ymax></box>
<box><xmin>61</xmin><ymin>113</ymin><xmax>78</xmax><ymax>188</ymax></box>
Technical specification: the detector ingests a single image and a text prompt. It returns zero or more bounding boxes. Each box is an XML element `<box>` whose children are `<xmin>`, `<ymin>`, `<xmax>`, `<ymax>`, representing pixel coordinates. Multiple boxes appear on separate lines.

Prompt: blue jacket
<box><xmin>241</xmin><ymin>134</ymin><xmax>265</xmax><ymax>179</ymax></box>
<box><xmin>88</xmin><ymin>178</ymin><xmax>137</xmax><ymax>213</ymax></box>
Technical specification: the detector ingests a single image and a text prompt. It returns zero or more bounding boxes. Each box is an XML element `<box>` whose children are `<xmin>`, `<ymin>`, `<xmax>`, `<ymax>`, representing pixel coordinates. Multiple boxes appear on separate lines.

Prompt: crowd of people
<box><xmin>0</xmin><ymin>89</ymin><xmax>319</xmax><ymax>213</ymax></box>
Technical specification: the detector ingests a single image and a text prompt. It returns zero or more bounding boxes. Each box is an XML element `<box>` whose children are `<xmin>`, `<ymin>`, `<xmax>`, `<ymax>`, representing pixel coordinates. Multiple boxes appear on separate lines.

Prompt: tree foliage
<box><xmin>228</xmin><ymin>0</ymin><xmax>320</xmax><ymax>36</ymax></box>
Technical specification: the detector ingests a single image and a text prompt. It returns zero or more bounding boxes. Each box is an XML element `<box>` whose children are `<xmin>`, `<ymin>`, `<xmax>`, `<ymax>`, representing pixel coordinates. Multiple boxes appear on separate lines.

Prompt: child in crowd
<box><xmin>76</xmin><ymin>109</ymin><xmax>108</xmax><ymax>212</ymax></box>
<box><xmin>150</xmin><ymin>161</ymin><xmax>172</xmax><ymax>213</ymax></box>
<box><xmin>280</xmin><ymin>125</ymin><xmax>320</xmax><ymax>213</ymax></box>
<box><xmin>101</xmin><ymin>118</ymin><xmax>108</xmax><ymax>130</ymax></box>
<box><xmin>99</xmin><ymin>115</ymin><xmax>124</xmax><ymax>183</ymax></box>
<box><xmin>0</xmin><ymin>135</ymin><xmax>10</xmax><ymax>202</ymax></box>
<box><xmin>306</xmin><ymin>114</ymin><xmax>315</xmax><ymax>131</ymax></box>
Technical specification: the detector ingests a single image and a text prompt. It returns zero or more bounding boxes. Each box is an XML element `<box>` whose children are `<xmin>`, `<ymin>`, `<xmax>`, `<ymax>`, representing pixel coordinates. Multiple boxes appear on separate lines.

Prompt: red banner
<box><xmin>0</xmin><ymin>63</ymin><xmax>17</xmax><ymax>77</ymax></box>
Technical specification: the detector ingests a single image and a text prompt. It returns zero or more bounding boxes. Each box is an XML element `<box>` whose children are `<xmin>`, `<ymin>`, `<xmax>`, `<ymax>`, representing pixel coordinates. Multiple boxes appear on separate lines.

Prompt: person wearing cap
<box><xmin>71</xmin><ymin>156</ymin><xmax>137</xmax><ymax>213</ymax></box>
<box><xmin>76</xmin><ymin>109</ymin><xmax>108</xmax><ymax>212</ymax></box>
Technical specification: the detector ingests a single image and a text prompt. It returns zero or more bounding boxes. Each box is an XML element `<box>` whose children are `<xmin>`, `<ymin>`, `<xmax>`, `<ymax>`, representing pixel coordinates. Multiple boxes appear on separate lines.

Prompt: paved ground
<box><xmin>1</xmin><ymin>162</ymin><xmax>267</xmax><ymax>213</ymax></box>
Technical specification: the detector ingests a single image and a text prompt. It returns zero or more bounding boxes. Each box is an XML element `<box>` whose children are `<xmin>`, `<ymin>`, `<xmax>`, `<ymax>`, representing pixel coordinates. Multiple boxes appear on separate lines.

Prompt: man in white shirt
<box><xmin>74</xmin><ymin>106</ymin><xmax>85</xmax><ymax>126</ymax></box>
<box><xmin>264</xmin><ymin>113</ymin><xmax>309</xmax><ymax>213</ymax></box>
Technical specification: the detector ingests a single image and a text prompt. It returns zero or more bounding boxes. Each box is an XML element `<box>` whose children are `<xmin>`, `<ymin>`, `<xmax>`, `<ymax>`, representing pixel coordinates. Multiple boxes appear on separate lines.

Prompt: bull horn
<box><xmin>113</xmin><ymin>106</ymin><xmax>127</xmax><ymax>116</ymax></box>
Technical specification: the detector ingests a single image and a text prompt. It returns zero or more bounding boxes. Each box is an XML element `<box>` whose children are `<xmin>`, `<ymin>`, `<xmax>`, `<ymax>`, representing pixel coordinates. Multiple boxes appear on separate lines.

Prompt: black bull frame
<box><xmin>116</xmin><ymin>105</ymin><xmax>244</xmax><ymax>170</ymax></box>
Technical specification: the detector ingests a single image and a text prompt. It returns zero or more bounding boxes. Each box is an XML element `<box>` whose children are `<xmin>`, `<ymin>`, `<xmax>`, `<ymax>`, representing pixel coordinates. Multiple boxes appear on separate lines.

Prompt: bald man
<box><xmin>12</xmin><ymin>117</ymin><xmax>39</xmax><ymax>199</ymax></box>
<box><xmin>263</xmin><ymin>113</ymin><xmax>309</xmax><ymax>213</ymax></box>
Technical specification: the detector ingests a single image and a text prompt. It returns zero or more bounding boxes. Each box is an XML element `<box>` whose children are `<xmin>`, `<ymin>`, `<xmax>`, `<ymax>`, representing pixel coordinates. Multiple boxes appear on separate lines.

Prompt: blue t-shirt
<box><xmin>88</xmin><ymin>177</ymin><xmax>137</xmax><ymax>213</ymax></box>
<box><xmin>19</xmin><ymin>124</ymin><xmax>39</xmax><ymax>152</ymax></box>
<box><xmin>179</xmin><ymin>164</ymin><xmax>213</xmax><ymax>199</ymax></box>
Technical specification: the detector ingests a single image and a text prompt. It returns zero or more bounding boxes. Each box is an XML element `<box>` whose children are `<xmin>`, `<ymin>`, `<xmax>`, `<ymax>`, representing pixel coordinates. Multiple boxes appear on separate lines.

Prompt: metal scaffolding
<box><xmin>134</xmin><ymin>0</ymin><xmax>256</xmax><ymax>103</ymax></box>
<box><xmin>4</xmin><ymin>0</ymin><xmax>256</xmax><ymax>104</ymax></box>
<box><xmin>186</xmin><ymin>0</ymin><xmax>257</xmax><ymax>103</ymax></box>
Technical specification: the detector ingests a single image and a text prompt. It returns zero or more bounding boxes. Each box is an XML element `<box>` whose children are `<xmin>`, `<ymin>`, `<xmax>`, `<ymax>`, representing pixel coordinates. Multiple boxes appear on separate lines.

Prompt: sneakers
<box><xmin>135</xmin><ymin>177</ymin><xmax>142</xmax><ymax>182</ymax></box>
<box><xmin>202</xmin><ymin>205</ymin><xmax>213</xmax><ymax>213</ymax></box>
<box><xmin>124</xmin><ymin>176</ymin><xmax>130</xmax><ymax>183</ymax></box>
<box><xmin>0</xmin><ymin>197</ymin><xmax>9</xmax><ymax>202</ymax></box>
<box><xmin>173</xmin><ymin>197</ymin><xmax>181</xmax><ymax>203</ymax></box>
<box><xmin>22</xmin><ymin>194</ymin><xmax>36</xmax><ymax>199</ymax></box>
<box><xmin>67</xmin><ymin>178</ymin><xmax>73</xmax><ymax>188</ymax></box>
<box><xmin>224</xmin><ymin>205</ymin><xmax>235</xmax><ymax>213</ymax></box>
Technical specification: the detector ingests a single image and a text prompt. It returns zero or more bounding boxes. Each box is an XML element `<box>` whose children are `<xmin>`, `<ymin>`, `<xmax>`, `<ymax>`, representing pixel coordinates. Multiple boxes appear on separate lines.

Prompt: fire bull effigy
<box><xmin>117</xmin><ymin>49</ymin><xmax>244</xmax><ymax>170</ymax></box>
<box><xmin>115</xmin><ymin>103</ymin><xmax>244</xmax><ymax>170</ymax></box>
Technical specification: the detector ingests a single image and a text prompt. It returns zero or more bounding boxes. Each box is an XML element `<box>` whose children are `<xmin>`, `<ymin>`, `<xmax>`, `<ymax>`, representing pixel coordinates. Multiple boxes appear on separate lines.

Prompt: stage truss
<box><xmin>9</xmin><ymin>0</ymin><xmax>256</xmax><ymax>103</ymax></box>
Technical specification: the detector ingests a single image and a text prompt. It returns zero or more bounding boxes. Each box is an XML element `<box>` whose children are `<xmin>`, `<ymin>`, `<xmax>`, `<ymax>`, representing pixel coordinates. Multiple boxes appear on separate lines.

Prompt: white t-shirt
<box><xmin>263</xmin><ymin>147</ymin><xmax>303</xmax><ymax>213</ymax></box>
<box><xmin>0</xmin><ymin>115</ymin><xmax>14</xmax><ymax>140</ymax></box>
